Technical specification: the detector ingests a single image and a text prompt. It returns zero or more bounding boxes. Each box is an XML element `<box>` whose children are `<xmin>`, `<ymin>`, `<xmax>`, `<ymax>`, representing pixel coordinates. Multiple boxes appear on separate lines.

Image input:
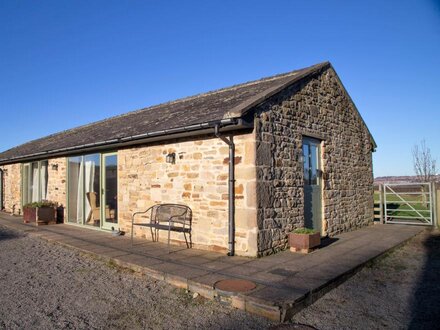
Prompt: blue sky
<box><xmin>0</xmin><ymin>0</ymin><xmax>439</xmax><ymax>177</ymax></box>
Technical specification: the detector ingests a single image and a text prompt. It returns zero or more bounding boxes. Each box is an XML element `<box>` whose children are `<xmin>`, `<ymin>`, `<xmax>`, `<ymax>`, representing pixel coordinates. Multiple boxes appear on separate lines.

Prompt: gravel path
<box><xmin>0</xmin><ymin>225</ymin><xmax>271</xmax><ymax>330</ymax></box>
<box><xmin>1</xmin><ymin>224</ymin><xmax>439</xmax><ymax>329</ymax></box>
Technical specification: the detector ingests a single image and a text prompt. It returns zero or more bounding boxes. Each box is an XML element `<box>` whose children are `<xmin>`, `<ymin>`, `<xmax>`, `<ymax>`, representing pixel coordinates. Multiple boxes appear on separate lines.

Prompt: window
<box><xmin>302</xmin><ymin>138</ymin><xmax>321</xmax><ymax>186</ymax></box>
<box><xmin>22</xmin><ymin>160</ymin><xmax>48</xmax><ymax>206</ymax></box>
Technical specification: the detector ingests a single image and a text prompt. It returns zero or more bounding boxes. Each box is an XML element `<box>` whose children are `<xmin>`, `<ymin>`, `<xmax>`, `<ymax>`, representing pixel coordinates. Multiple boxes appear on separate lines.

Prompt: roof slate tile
<box><xmin>0</xmin><ymin>62</ymin><xmax>329</xmax><ymax>163</ymax></box>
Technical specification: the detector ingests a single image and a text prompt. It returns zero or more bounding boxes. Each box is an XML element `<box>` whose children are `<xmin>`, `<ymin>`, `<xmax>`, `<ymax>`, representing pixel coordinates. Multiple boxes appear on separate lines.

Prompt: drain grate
<box><xmin>214</xmin><ymin>279</ymin><xmax>257</xmax><ymax>293</ymax></box>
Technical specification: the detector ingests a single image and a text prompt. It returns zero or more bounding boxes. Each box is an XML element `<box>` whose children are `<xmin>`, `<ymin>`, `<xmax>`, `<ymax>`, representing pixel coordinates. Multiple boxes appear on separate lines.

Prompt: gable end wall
<box><xmin>255</xmin><ymin>67</ymin><xmax>374</xmax><ymax>256</ymax></box>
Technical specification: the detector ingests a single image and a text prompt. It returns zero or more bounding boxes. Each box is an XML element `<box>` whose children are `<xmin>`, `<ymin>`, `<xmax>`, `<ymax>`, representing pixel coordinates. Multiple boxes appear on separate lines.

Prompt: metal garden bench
<box><xmin>131</xmin><ymin>204</ymin><xmax>192</xmax><ymax>250</ymax></box>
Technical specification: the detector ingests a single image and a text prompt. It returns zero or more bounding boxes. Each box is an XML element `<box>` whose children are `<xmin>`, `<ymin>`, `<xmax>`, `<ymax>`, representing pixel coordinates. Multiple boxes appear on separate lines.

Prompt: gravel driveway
<box><xmin>0</xmin><ymin>225</ymin><xmax>271</xmax><ymax>329</ymax></box>
<box><xmin>1</xmin><ymin>224</ymin><xmax>439</xmax><ymax>329</ymax></box>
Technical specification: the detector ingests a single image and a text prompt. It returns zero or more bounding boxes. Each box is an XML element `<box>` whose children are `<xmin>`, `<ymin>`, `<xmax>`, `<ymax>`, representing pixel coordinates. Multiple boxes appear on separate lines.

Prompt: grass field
<box><xmin>374</xmin><ymin>189</ymin><xmax>431</xmax><ymax>222</ymax></box>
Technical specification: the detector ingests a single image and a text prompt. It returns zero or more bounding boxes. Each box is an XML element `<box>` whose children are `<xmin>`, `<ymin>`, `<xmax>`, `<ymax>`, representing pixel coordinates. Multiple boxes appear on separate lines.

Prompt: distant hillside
<box><xmin>374</xmin><ymin>175</ymin><xmax>440</xmax><ymax>184</ymax></box>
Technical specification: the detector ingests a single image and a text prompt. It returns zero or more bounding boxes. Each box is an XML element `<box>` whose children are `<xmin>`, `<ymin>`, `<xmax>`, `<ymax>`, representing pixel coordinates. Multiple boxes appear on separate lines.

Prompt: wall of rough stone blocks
<box><xmin>0</xmin><ymin>158</ymin><xmax>67</xmax><ymax>215</ymax></box>
<box><xmin>0</xmin><ymin>163</ymin><xmax>22</xmax><ymax>214</ymax></box>
<box><xmin>118</xmin><ymin>132</ymin><xmax>258</xmax><ymax>256</ymax></box>
<box><xmin>46</xmin><ymin>157</ymin><xmax>67</xmax><ymax>217</ymax></box>
<box><xmin>255</xmin><ymin>67</ymin><xmax>374</xmax><ymax>256</ymax></box>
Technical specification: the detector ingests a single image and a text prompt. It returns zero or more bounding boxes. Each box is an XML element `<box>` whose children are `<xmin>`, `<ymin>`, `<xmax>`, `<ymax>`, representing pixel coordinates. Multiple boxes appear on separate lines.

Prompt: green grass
<box><xmin>374</xmin><ymin>191</ymin><xmax>431</xmax><ymax>219</ymax></box>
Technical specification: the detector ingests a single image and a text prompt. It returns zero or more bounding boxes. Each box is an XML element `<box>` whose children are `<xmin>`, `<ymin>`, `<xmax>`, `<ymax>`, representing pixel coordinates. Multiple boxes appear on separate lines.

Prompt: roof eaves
<box><xmin>0</xmin><ymin>117</ymin><xmax>248</xmax><ymax>165</ymax></box>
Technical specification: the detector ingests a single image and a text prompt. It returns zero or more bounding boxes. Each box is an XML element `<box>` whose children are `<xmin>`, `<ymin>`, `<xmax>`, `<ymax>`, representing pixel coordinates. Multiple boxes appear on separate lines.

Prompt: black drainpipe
<box><xmin>214</xmin><ymin>124</ymin><xmax>235</xmax><ymax>256</ymax></box>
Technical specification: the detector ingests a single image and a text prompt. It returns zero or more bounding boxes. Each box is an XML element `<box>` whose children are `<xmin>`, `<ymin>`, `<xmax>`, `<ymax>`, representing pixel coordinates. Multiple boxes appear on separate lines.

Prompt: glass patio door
<box><xmin>68</xmin><ymin>153</ymin><xmax>117</xmax><ymax>230</ymax></box>
<box><xmin>68</xmin><ymin>154</ymin><xmax>101</xmax><ymax>227</ymax></box>
<box><xmin>101</xmin><ymin>153</ymin><xmax>118</xmax><ymax>230</ymax></box>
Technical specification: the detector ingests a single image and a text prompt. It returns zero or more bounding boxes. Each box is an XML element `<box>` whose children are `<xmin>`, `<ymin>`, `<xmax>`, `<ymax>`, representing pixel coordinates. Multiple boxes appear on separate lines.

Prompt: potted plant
<box><xmin>23</xmin><ymin>200</ymin><xmax>58</xmax><ymax>225</ymax></box>
<box><xmin>289</xmin><ymin>228</ymin><xmax>321</xmax><ymax>253</ymax></box>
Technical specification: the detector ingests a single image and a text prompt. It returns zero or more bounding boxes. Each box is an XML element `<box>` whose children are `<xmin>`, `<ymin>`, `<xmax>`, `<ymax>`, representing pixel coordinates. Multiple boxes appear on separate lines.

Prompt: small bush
<box><xmin>292</xmin><ymin>228</ymin><xmax>317</xmax><ymax>234</ymax></box>
<box><xmin>23</xmin><ymin>200</ymin><xmax>58</xmax><ymax>208</ymax></box>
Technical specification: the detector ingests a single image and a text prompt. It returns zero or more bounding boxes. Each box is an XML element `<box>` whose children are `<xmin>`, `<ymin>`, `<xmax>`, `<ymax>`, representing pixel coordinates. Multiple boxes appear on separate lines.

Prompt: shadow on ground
<box><xmin>0</xmin><ymin>226</ymin><xmax>23</xmax><ymax>241</ymax></box>
<box><xmin>409</xmin><ymin>230</ymin><xmax>440</xmax><ymax>329</ymax></box>
<box><xmin>319</xmin><ymin>237</ymin><xmax>339</xmax><ymax>248</ymax></box>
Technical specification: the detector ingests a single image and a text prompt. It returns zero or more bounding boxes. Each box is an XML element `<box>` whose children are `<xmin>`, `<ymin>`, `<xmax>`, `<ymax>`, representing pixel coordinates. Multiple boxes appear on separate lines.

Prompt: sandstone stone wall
<box><xmin>118</xmin><ymin>132</ymin><xmax>258</xmax><ymax>256</ymax></box>
<box><xmin>46</xmin><ymin>157</ymin><xmax>67</xmax><ymax>218</ymax></box>
<box><xmin>0</xmin><ymin>163</ymin><xmax>22</xmax><ymax>214</ymax></box>
<box><xmin>255</xmin><ymin>67</ymin><xmax>374</xmax><ymax>256</ymax></box>
<box><xmin>0</xmin><ymin>133</ymin><xmax>258</xmax><ymax>257</ymax></box>
<box><xmin>0</xmin><ymin>158</ymin><xmax>67</xmax><ymax>215</ymax></box>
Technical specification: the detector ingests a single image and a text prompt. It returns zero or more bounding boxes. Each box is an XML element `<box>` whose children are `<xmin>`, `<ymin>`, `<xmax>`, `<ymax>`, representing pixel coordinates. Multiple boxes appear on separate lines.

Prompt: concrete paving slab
<box><xmin>215</xmin><ymin>255</ymin><xmax>254</xmax><ymax>264</ymax></box>
<box><xmin>180</xmin><ymin>255</ymin><xmax>214</xmax><ymax>265</ymax></box>
<box><xmin>153</xmin><ymin>262</ymin><xmax>211</xmax><ymax>280</ymax></box>
<box><xmin>221</xmin><ymin>264</ymin><xmax>264</xmax><ymax>277</ymax></box>
<box><xmin>160</xmin><ymin>253</ymin><xmax>196</xmax><ymax>262</ymax></box>
<box><xmin>80</xmin><ymin>245</ymin><xmax>120</xmax><ymax>255</ymax></box>
<box><xmin>99</xmin><ymin>249</ymin><xmax>132</xmax><ymax>258</ymax></box>
<box><xmin>245</xmin><ymin>270</ymin><xmax>288</xmax><ymax>283</ymax></box>
<box><xmin>202</xmin><ymin>260</ymin><xmax>236</xmax><ymax>271</ymax></box>
<box><xmin>245</xmin><ymin>285</ymin><xmax>308</xmax><ymax>305</ymax></box>
<box><xmin>173</xmin><ymin>248</ymin><xmax>215</xmax><ymax>258</ymax></box>
<box><xmin>191</xmin><ymin>252</ymin><xmax>225</xmax><ymax>260</ymax></box>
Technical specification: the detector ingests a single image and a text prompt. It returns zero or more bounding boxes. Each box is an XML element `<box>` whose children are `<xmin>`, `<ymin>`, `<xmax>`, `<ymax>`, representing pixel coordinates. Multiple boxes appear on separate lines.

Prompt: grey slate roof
<box><xmin>0</xmin><ymin>62</ymin><xmax>332</xmax><ymax>164</ymax></box>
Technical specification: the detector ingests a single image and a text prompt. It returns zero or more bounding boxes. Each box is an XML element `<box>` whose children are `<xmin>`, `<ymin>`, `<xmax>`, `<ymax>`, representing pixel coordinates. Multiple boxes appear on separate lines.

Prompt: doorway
<box><xmin>302</xmin><ymin>137</ymin><xmax>323</xmax><ymax>234</ymax></box>
<box><xmin>67</xmin><ymin>152</ymin><xmax>118</xmax><ymax>230</ymax></box>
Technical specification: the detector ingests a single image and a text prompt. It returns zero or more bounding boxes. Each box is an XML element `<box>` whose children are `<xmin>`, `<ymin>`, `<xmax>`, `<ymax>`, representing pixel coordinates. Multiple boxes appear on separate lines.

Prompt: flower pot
<box><xmin>23</xmin><ymin>207</ymin><xmax>37</xmax><ymax>223</ymax></box>
<box><xmin>289</xmin><ymin>231</ymin><xmax>321</xmax><ymax>253</ymax></box>
<box><xmin>23</xmin><ymin>206</ymin><xmax>57</xmax><ymax>225</ymax></box>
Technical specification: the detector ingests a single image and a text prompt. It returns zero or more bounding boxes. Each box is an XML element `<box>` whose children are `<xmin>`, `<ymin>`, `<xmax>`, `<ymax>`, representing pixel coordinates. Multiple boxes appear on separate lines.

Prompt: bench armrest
<box><xmin>132</xmin><ymin>206</ymin><xmax>156</xmax><ymax>226</ymax></box>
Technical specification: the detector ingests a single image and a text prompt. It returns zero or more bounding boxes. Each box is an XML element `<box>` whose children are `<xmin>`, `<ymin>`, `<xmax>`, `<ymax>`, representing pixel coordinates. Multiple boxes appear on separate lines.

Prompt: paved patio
<box><xmin>0</xmin><ymin>212</ymin><xmax>424</xmax><ymax>322</ymax></box>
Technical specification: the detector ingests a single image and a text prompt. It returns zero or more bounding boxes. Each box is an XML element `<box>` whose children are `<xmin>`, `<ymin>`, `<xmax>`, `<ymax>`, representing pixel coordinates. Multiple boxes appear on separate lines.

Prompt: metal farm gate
<box><xmin>376</xmin><ymin>182</ymin><xmax>435</xmax><ymax>226</ymax></box>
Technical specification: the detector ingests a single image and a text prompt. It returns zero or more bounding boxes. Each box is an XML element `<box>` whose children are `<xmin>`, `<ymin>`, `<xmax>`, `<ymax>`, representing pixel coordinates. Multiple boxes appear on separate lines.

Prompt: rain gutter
<box><xmin>0</xmin><ymin>118</ymin><xmax>253</xmax><ymax>165</ymax></box>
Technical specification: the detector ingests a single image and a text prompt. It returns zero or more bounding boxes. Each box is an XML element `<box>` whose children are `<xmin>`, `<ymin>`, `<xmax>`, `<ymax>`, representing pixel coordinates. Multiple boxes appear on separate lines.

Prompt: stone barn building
<box><xmin>0</xmin><ymin>62</ymin><xmax>376</xmax><ymax>257</ymax></box>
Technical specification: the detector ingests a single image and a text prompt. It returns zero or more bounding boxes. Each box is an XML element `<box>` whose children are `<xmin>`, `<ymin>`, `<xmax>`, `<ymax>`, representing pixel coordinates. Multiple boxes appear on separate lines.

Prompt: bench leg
<box><xmin>168</xmin><ymin>228</ymin><xmax>171</xmax><ymax>253</ymax></box>
<box><xmin>183</xmin><ymin>232</ymin><xmax>189</xmax><ymax>249</ymax></box>
<box><xmin>150</xmin><ymin>226</ymin><xmax>155</xmax><ymax>242</ymax></box>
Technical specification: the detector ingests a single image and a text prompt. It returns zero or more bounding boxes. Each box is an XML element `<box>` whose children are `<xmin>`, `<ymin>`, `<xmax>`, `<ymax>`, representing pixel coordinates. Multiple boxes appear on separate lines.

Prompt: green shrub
<box><xmin>23</xmin><ymin>200</ymin><xmax>58</xmax><ymax>208</ymax></box>
<box><xmin>292</xmin><ymin>228</ymin><xmax>317</xmax><ymax>234</ymax></box>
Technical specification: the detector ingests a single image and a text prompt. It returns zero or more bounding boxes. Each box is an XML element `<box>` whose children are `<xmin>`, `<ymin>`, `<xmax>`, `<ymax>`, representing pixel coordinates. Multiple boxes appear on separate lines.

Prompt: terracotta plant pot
<box><xmin>289</xmin><ymin>231</ymin><xmax>321</xmax><ymax>253</ymax></box>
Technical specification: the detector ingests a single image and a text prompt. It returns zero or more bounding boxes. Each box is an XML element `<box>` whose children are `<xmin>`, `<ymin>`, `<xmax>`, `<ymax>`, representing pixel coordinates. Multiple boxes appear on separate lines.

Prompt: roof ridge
<box><xmin>82</xmin><ymin>65</ymin><xmax>311</xmax><ymax>122</ymax></box>
<box><xmin>8</xmin><ymin>65</ymin><xmax>321</xmax><ymax>149</ymax></box>
<box><xmin>86</xmin><ymin>61</ymin><xmax>330</xmax><ymax>123</ymax></box>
